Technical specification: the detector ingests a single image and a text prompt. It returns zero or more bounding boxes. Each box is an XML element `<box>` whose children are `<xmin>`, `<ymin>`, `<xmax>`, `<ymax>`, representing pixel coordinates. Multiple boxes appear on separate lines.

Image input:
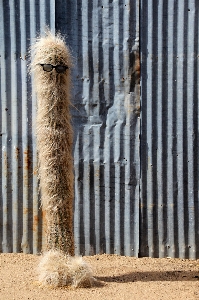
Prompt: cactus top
<box><xmin>31</xmin><ymin>31</ymin><xmax>72</xmax><ymax>75</ymax></box>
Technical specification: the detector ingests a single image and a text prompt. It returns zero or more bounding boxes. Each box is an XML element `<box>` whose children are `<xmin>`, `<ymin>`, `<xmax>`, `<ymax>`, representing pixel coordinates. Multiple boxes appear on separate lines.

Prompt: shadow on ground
<box><xmin>95</xmin><ymin>271</ymin><xmax>199</xmax><ymax>283</ymax></box>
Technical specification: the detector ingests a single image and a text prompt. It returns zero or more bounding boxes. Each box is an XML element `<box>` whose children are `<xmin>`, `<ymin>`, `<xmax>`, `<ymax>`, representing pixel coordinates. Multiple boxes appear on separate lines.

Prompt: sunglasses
<box><xmin>39</xmin><ymin>64</ymin><xmax>69</xmax><ymax>73</ymax></box>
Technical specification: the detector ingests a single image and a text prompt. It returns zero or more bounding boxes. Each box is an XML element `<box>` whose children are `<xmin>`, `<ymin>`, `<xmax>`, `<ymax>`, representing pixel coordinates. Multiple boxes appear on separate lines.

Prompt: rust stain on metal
<box><xmin>42</xmin><ymin>210</ymin><xmax>47</xmax><ymax>231</ymax></box>
<box><xmin>24</xmin><ymin>148</ymin><xmax>31</xmax><ymax>170</ymax></box>
<box><xmin>130</xmin><ymin>49</ymin><xmax>140</xmax><ymax>87</ymax></box>
<box><xmin>23</xmin><ymin>208</ymin><xmax>29</xmax><ymax>214</ymax></box>
<box><xmin>33</xmin><ymin>215</ymin><xmax>39</xmax><ymax>232</ymax></box>
<box><xmin>134</xmin><ymin>52</ymin><xmax>140</xmax><ymax>84</ymax></box>
<box><xmin>15</xmin><ymin>147</ymin><xmax>20</xmax><ymax>159</ymax></box>
<box><xmin>126</xmin><ymin>48</ymin><xmax>141</xmax><ymax>117</ymax></box>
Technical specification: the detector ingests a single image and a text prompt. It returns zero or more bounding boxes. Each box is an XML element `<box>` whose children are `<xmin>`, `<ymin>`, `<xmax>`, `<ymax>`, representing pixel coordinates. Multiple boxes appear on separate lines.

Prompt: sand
<box><xmin>0</xmin><ymin>253</ymin><xmax>199</xmax><ymax>300</ymax></box>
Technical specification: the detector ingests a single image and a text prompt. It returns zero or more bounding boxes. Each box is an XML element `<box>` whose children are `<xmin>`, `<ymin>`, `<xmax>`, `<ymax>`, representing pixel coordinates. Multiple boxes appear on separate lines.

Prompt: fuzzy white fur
<box><xmin>31</xmin><ymin>31</ymin><xmax>74</xmax><ymax>254</ymax></box>
<box><xmin>31</xmin><ymin>32</ymin><xmax>94</xmax><ymax>289</ymax></box>
<box><xmin>38</xmin><ymin>250</ymin><xmax>94</xmax><ymax>288</ymax></box>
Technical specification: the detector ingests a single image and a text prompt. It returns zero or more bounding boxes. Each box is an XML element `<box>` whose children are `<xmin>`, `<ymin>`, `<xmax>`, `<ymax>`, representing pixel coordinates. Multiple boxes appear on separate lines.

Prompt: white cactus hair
<box><xmin>31</xmin><ymin>30</ymin><xmax>74</xmax><ymax>254</ymax></box>
<box><xmin>38</xmin><ymin>250</ymin><xmax>94</xmax><ymax>288</ymax></box>
<box><xmin>30</xmin><ymin>30</ymin><xmax>73</xmax><ymax>72</ymax></box>
<box><xmin>31</xmin><ymin>31</ymin><xmax>94</xmax><ymax>289</ymax></box>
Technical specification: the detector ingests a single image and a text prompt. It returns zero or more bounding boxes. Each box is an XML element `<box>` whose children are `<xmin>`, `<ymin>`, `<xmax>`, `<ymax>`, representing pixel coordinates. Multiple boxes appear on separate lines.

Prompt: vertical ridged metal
<box><xmin>140</xmin><ymin>0</ymin><xmax>199</xmax><ymax>259</ymax></box>
<box><xmin>60</xmin><ymin>0</ymin><xmax>140</xmax><ymax>256</ymax></box>
<box><xmin>29</xmin><ymin>0</ymin><xmax>39</xmax><ymax>256</ymax></box>
<box><xmin>3</xmin><ymin>0</ymin><xmax>198</xmax><ymax>259</ymax></box>
<box><xmin>20</xmin><ymin>0</ymin><xmax>29</xmax><ymax>254</ymax></box>
<box><xmin>1</xmin><ymin>0</ymin><xmax>140</xmax><ymax>256</ymax></box>
<box><xmin>0</xmin><ymin>0</ymin><xmax>55</xmax><ymax>254</ymax></box>
<box><xmin>1</xmin><ymin>0</ymin><xmax>9</xmax><ymax>253</ymax></box>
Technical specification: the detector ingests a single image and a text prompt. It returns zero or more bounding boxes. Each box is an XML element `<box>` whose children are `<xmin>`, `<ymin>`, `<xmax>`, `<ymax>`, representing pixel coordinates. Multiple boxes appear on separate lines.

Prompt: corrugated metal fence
<box><xmin>0</xmin><ymin>0</ymin><xmax>199</xmax><ymax>259</ymax></box>
<box><xmin>140</xmin><ymin>0</ymin><xmax>199</xmax><ymax>259</ymax></box>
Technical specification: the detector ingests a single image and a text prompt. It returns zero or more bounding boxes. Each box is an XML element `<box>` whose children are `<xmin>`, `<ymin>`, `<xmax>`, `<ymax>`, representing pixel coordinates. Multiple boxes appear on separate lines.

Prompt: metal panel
<box><xmin>0</xmin><ymin>0</ymin><xmax>140</xmax><ymax>256</ymax></box>
<box><xmin>0</xmin><ymin>0</ymin><xmax>55</xmax><ymax>254</ymax></box>
<box><xmin>60</xmin><ymin>0</ymin><xmax>140</xmax><ymax>256</ymax></box>
<box><xmin>2</xmin><ymin>0</ymin><xmax>199</xmax><ymax>259</ymax></box>
<box><xmin>140</xmin><ymin>0</ymin><xmax>199</xmax><ymax>259</ymax></box>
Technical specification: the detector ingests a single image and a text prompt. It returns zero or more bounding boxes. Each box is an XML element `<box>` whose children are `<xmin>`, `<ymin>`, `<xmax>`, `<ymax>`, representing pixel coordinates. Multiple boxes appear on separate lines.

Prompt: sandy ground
<box><xmin>0</xmin><ymin>253</ymin><xmax>199</xmax><ymax>300</ymax></box>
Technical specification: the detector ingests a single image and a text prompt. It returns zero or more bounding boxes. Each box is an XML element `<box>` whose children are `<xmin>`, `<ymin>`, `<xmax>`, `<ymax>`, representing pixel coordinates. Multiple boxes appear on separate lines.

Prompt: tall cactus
<box><xmin>31</xmin><ymin>32</ymin><xmax>74</xmax><ymax>255</ymax></box>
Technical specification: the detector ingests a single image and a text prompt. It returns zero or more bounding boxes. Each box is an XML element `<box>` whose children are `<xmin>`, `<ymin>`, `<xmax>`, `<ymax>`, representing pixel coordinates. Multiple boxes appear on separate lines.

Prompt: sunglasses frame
<box><xmin>39</xmin><ymin>64</ymin><xmax>69</xmax><ymax>73</ymax></box>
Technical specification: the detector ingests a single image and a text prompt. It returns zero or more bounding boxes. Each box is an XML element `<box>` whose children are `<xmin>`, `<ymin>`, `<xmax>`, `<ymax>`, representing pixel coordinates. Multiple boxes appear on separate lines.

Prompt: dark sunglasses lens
<box><xmin>43</xmin><ymin>64</ymin><xmax>53</xmax><ymax>72</ymax></box>
<box><xmin>55</xmin><ymin>65</ymin><xmax>67</xmax><ymax>73</ymax></box>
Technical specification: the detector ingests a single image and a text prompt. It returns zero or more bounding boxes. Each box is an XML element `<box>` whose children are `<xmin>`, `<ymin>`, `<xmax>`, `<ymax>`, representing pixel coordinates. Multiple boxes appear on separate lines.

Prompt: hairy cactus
<box><xmin>31</xmin><ymin>32</ymin><xmax>74</xmax><ymax>255</ymax></box>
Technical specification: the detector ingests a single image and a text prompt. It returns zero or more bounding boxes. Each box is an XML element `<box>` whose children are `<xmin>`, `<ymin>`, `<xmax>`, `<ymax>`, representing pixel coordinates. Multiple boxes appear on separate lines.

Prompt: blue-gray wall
<box><xmin>0</xmin><ymin>0</ymin><xmax>199</xmax><ymax>259</ymax></box>
<box><xmin>140</xmin><ymin>0</ymin><xmax>199</xmax><ymax>259</ymax></box>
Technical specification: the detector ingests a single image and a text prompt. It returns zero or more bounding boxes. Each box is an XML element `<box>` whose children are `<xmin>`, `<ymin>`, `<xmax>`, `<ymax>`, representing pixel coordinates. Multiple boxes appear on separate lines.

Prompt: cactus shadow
<box><xmin>95</xmin><ymin>270</ymin><xmax>199</xmax><ymax>283</ymax></box>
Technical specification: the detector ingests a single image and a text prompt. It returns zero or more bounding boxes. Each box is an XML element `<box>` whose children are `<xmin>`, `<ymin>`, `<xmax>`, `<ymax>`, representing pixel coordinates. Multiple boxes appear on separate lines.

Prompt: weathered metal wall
<box><xmin>0</xmin><ymin>0</ymin><xmax>55</xmax><ymax>254</ymax></box>
<box><xmin>140</xmin><ymin>0</ymin><xmax>199</xmax><ymax>259</ymax></box>
<box><xmin>67</xmin><ymin>0</ymin><xmax>140</xmax><ymax>256</ymax></box>
<box><xmin>2</xmin><ymin>0</ymin><xmax>198</xmax><ymax>259</ymax></box>
<box><xmin>0</xmin><ymin>0</ymin><xmax>140</xmax><ymax>256</ymax></box>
